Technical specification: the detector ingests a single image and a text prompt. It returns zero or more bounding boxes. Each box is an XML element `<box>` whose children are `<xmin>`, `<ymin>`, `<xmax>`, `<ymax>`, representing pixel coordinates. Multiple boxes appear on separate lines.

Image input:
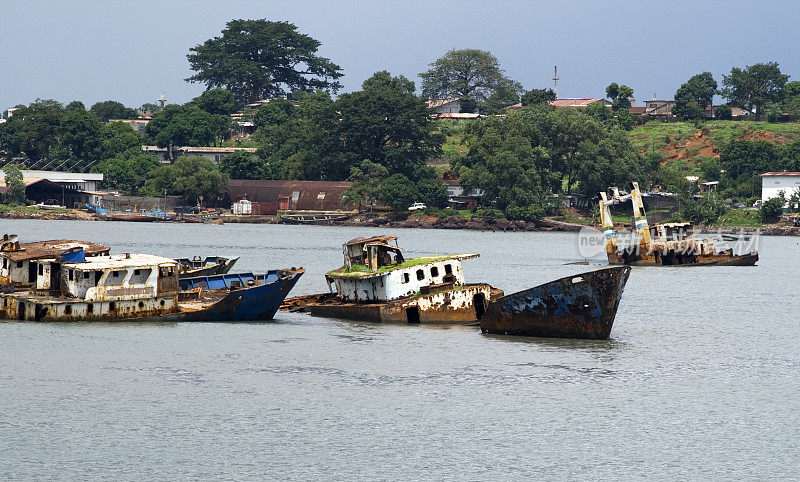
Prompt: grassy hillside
<box><xmin>629</xmin><ymin>120</ymin><xmax>800</xmax><ymax>162</ymax></box>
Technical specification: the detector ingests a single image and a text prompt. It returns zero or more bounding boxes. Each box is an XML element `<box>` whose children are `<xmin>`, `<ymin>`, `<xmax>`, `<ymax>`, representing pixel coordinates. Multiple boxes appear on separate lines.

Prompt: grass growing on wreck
<box><xmin>327</xmin><ymin>255</ymin><xmax>461</xmax><ymax>277</ymax></box>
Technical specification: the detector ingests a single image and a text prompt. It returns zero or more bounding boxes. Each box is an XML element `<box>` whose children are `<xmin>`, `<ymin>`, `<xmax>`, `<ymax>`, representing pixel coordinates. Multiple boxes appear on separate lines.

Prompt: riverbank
<box><xmin>3</xmin><ymin>207</ymin><xmax>800</xmax><ymax>235</ymax></box>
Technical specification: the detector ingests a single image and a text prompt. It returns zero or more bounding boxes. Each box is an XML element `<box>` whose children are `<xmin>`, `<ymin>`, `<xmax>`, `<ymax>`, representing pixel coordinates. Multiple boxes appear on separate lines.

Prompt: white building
<box><xmin>0</xmin><ymin>170</ymin><xmax>103</xmax><ymax>192</ymax></box>
<box><xmin>426</xmin><ymin>98</ymin><xmax>465</xmax><ymax>114</ymax></box>
<box><xmin>142</xmin><ymin>146</ymin><xmax>258</xmax><ymax>164</ymax></box>
<box><xmin>761</xmin><ymin>172</ymin><xmax>800</xmax><ymax>203</ymax></box>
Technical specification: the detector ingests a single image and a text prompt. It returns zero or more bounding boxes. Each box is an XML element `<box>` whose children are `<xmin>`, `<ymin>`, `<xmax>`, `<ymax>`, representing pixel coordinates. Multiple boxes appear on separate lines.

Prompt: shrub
<box><xmin>715</xmin><ymin>104</ymin><xmax>733</xmax><ymax>120</ymax></box>
<box><xmin>760</xmin><ymin>196</ymin><xmax>784</xmax><ymax>223</ymax></box>
<box><xmin>473</xmin><ymin>208</ymin><xmax>505</xmax><ymax>220</ymax></box>
<box><xmin>680</xmin><ymin>194</ymin><xmax>727</xmax><ymax>224</ymax></box>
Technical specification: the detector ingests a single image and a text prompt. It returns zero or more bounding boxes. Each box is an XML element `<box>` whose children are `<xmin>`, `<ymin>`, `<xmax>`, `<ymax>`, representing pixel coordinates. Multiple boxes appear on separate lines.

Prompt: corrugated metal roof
<box><xmin>761</xmin><ymin>172</ymin><xmax>800</xmax><ymax>176</ymax></box>
<box><xmin>426</xmin><ymin>98</ymin><xmax>460</xmax><ymax>109</ymax></box>
<box><xmin>228</xmin><ymin>180</ymin><xmax>355</xmax><ymax>211</ymax></box>
<box><xmin>1</xmin><ymin>240</ymin><xmax>110</xmax><ymax>262</ymax></box>
<box><xmin>63</xmin><ymin>253</ymin><xmax>177</xmax><ymax>270</ymax></box>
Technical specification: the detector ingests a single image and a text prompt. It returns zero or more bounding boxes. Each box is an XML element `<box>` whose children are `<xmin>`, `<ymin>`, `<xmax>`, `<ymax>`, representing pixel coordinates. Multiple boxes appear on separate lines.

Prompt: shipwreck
<box><xmin>0</xmin><ymin>236</ymin><xmax>303</xmax><ymax>322</ymax></box>
<box><xmin>599</xmin><ymin>182</ymin><xmax>758</xmax><ymax>266</ymax></box>
<box><xmin>282</xmin><ymin>235</ymin><xmax>503</xmax><ymax>324</ymax></box>
<box><xmin>479</xmin><ymin>266</ymin><xmax>631</xmax><ymax>339</ymax></box>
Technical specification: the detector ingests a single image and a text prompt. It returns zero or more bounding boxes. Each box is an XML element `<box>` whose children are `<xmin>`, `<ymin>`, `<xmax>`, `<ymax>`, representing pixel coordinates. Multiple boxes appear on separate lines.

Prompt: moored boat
<box><xmin>1</xmin><ymin>235</ymin><xmax>110</xmax><ymax>288</ymax></box>
<box><xmin>281</xmin><ymin>235</ymin><xmax>503</xmax><ymax>324</ymax></box>
<box><xmin>175</xmin><ymin>256</ymin><xmax>239</xmax><ymax>278</ymax></box>
<box><xmin>0</xmin><ymin>247</ymin><xmax>304</xmax><ymax>322</ymax></box>
<box><xmin>480</xmin><ymin>266</ymin><xmax>631</xmax><ymax>339</ymax></box>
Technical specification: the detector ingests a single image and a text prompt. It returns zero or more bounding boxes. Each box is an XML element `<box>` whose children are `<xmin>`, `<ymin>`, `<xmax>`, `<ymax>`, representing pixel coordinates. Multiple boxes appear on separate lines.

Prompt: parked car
<box><xmin>408</xmin><ymin>202</ymin><xmax>427</xmax><ymax>211</ymax></box>
<box><xmin>733</xmin><ymin>202</ymin><xmax>745</xmax><ymax>209</ymax></box>
<box><xmin>752</xmin><ymin>200</ymin><xmax>763</xmax><ymax>208</ymax></box>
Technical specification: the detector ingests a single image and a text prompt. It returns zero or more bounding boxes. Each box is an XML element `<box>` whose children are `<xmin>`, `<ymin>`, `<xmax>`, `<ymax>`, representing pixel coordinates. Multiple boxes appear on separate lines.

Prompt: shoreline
<box><xmin>2</xmin><ymin>209</ymin><xmax>799</xmax><ymax>236</ymax></box>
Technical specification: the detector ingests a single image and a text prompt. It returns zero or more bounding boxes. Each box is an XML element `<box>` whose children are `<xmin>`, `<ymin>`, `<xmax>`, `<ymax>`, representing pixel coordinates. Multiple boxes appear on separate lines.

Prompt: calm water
<box><xmin>1</xmin><ymin>220</ymin><xmax>799</xmax><ymax>479</ymax></box>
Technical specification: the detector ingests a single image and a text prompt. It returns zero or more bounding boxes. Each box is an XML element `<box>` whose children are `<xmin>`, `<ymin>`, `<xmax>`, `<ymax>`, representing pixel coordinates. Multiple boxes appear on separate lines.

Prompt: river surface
<box><xmin>1</xmin><ymin>220</ymin><xmax>798</xmax><ymax>479</ymax></box>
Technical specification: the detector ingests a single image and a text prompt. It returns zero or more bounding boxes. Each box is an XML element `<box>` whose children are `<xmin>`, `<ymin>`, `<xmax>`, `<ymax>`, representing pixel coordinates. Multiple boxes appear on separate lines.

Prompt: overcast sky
<box><xmin>2</xmin><ymin>0</ymin><xmax>798</xmax><ymax>110</ymax></box>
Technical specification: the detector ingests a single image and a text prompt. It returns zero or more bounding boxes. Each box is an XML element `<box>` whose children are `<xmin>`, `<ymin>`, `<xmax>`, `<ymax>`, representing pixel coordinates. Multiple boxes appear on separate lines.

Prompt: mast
<box><xmin>599</xmin><ymin>192</ymin><xmax>617</xmax><ymax>254</ymax></box>
<box><xmin>630</xmin><ymin>182</ymin><xmax>651</xmax><ymax>249</ymax></box>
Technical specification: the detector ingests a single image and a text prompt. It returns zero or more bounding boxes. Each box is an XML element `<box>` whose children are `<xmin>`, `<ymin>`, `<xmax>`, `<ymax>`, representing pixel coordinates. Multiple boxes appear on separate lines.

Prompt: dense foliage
<box><xmin>141</xmin><ymin>156</ymin><xmax>228</xmax><ymax>205</ymax></box>
<box><xmin>420</xmin><ymin>49</ymin><xmax>522</xmax><ymax>113</ymax></box>
<box><xmin>2</xmin><ymin>163</ymin><xmax>26</xmax><ymax>205</ymax></box>
<box><xmin>186</xmin><ymin>19</ymin><xmax>343</xmax><ymax>107</ymax></box>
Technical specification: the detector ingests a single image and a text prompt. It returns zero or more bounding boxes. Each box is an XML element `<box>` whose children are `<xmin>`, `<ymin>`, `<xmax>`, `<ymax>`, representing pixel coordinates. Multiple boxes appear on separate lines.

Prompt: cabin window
<box><xmin>83</xmin><ymin>271</ymin><xmax>90</xmax><ymax>279</ymax></box>
<box><xmin>38</xmin><ymin>264</ymin><xmax>44</xmax><ymax>275</ymax></box>
<box><xmin>109</xmin><ymin>301</ymin><xmax>116</xmax><ymax>311</ymax></box>
<box><xmin>64</xmin><ymin>305</ymin><xmax>72</xmax><ymax>315</ymax></box>
<box><xmin>430</xmin><ymin>267</ymin><xmax>439</xmax><ymax>278</ymax></box>
<box><xmin>444</xmin><ymin>264</ymin><xmax>452</xmax><ymax>274</ymax></box>
<box><xmin>402</xmin><ymin>273</ymin><xmax>410</xmax><ymax>283</ymax></box>
<box><xmin>68</xmin><ymin>269</ymin><xmax>74</xmax><ymax>281</ymax></box>
<box><xmin>95</xmin><ymin>271</ymin><xmax>102</xmax><ymax>284</ymax></box>
<box><xmin>129</xmin><ymin>268</ymin><xmax>151</xmax><ymax>284</ymax></box>
<box><xmin>416</xmin><ymin>269</ymin><xmax>424</xmax><ymax>281</ymax></box>
<box><xmin>2</xmin><ymin>258</ymin><xmax>6</xmax><ymax>268</ymax></box>
<box><xmin>87</xmin><ymin>303</ymin><xmax>93</xmax><ymax>314</ymax></box>
<box><xmin>17</xmin><ymin>261</ymin><xmax>23</xmax><ymax>268</ymax></box>
<box><xmin>103</xmin><ymin>270</ymin><xmax>127</xmax><ymax>286</ymax></box>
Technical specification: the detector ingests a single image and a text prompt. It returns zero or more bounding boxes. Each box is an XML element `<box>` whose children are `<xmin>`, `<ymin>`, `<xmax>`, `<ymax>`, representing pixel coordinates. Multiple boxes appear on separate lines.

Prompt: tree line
<box><xmin>2</xmin><ymin>18</ymin><xmax>799</xmax><ymax>217</ymax></box>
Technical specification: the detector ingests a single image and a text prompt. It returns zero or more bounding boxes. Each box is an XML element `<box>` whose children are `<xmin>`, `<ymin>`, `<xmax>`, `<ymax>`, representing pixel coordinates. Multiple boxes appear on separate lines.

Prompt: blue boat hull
<box><xmin>178</xmin><ymin>269</ymin><xmax>304</xmax><ymax>322</ymax></box>
<box><xmin>480</xmin><ymin>266</ymin><xmax>631</xmax><ymax>339</ymax></box>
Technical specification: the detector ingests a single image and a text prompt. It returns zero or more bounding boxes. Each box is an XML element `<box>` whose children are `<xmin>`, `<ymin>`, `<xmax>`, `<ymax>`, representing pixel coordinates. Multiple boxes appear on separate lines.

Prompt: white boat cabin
<box><xmin>326</xmin><ymin>236</ymin><xmax>477</xmax><ymax>302</ymax></box>
<box><xmin>0</xmin><ymin>235</ymin><xmax>110</xmax><ymax>288</ymax></box>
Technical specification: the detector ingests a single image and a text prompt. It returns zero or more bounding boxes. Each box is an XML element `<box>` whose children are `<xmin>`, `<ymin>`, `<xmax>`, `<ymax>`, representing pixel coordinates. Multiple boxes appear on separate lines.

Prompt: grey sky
<box><xmin>1</xmin><ymin>0</ymin><xmax>798</xmax><ymax>110</ymax></box>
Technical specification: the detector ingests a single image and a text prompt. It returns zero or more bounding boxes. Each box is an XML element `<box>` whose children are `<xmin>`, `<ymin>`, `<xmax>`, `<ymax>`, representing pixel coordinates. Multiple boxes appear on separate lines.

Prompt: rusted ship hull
<box><xmin>608</xmin><ymin>251</ymin><xmax>758</xmax><ymax>267</ymax></box>
<box><xmin>480</xmin><ymin>266</ymin><xmax>631</xmax><ymax>339</ymax></box>
<box><xmin>0</xmin><ymin>270</ymin><xmax>304</xmax><ymax>322</ymax></box>
<box><xmin>283</xmin><ymin>284</ymin><xmax>503</xmax><ymax>324</ymax></box>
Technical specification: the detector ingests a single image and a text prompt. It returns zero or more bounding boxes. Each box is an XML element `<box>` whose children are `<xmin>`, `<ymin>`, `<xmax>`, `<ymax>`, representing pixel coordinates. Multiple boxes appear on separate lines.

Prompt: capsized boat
<box><xmin>282</xmin><ymin>235</ymin><xmax>503</xmax><ymax>324</ymax></box>
<box><xmin>599</xmin><ymin>182</ymin><xmax>758</xmax><ymax>266</ymax></box>
<box><xmin>480</xmin><ymin>266</ymin><xmax>631</xmax><ymax>339</ymax></box>
<box><xmin>0</xmin><ymin>247</ymin><xmax>303</xmax><ymax>322</ymax></box>
<box><xmin>175</xmin><ymin>256</ymin><xmax>238</xmax><ymax>278</ymax></box>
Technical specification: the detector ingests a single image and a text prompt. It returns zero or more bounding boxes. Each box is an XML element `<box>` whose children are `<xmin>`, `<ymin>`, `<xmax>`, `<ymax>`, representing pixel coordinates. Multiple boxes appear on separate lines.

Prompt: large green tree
<box><xmin>377</xmin><ymin>173</ymin><xmax>419</xmax><ymax>213</ymax></box>
<box><xmin>219</xmin><ymin>150</ymin><xmax>272</xmax><ymax>179</ymax></box>
<box><xmin>146</xmin><ymin>105</ymin><xmax>230</xmax><ymax>154</ymax></box>
<box><xmin>89</xmin><ymin>100</ymin><xmax>137</xmax><ymax>122</ymax></box>
<box><xmin>520</xmin><ymin>88</ymin><xmax>556</xmax><ymax>107</ymax></box>
<box><xmin>545</xmin><ymin>107</ymin><xmax>604</xmax><ymax>192</ymax></box>
<box><xmin>673</xmin><ymin>72</ymin><xmax>717</xmax><ymax>119</ymax></box>
<box><xmin>719</xmin><ymin>62</ymin><xmax>789</xmax><ymax>120</ymax></box>
<box><xmin>142</xmin><ymin>155</ymin><xmax>228</xmax><ymax>205</ymax></box>
<box><xmin>341</xmin><ymin>159</ymin><xmax>389</xmax><ymax>209</ymax></box>
<box><xmin>100</xmin><ymin>121</ymin><xmax>143</xmax><ymax>159</ymax></box>
<box><xmin>57</xmin><ymin>108</ymin><xmax>103</xmax><ymax>166</ymax></box>
<box><xmin>186</xmin><ymin>19</ymin><xmax>343</xmax><ymax>107</ymax></box>
<box><xmin>193</xmin><ymin>88</ymin><xmax>236</xmax><ymax>116</ymax></box>
<box><xmin>605</xmin><ymin>82</ymin><xmax>634</xmax><ymax>110</ymax></box>
<box><xmin>91</xmin><ymin>151</ymin><xmax>161</xmax><ymax>195</ymax></box>
<box><xmin>0</xmin><ymin>99</ymin><xmax>64</xmax><ymax>163</ymax></box>
<box><xmin>335</xmin><ymin>71</ymin><xmax>444</xmax><ymax>180</ymax></box>
<box><xmin>420</xmin><ymin>49</ymin><xmax>522</xmax><ymax>108</ymax></box>
<box><xmin>2</xmin><ymin>163</ymin><xmax>27</xmax><ymax>205</ymax></box>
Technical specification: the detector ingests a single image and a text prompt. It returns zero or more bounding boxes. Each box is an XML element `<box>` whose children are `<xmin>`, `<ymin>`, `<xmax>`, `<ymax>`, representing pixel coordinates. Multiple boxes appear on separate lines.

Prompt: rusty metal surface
<box><xmin>282</xmin><ymin>284</ymin><xmax>504</xmax><ymax>325</ymax></box>
<box><xmin>0</xmin><ymin>240</ymin><xmax>110</xmax><ymax>262</ymax></box>
<box><xmin>480</xmin><ymin>267</ymin><xmax>631</xmax><ymax>339</ymax></box>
